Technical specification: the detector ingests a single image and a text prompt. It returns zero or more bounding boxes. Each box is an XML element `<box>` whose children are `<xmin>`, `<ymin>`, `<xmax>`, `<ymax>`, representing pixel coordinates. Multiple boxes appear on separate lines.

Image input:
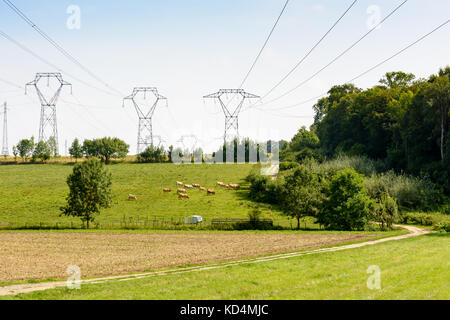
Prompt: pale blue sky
<box><xmin>1</xmin><ymin>0</ymin><xmax>449</xmax><ymax>153</ymax></box>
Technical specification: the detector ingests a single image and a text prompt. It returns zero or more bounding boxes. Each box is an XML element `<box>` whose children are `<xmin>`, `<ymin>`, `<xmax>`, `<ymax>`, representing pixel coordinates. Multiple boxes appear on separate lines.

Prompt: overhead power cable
<box><xmin>0</xmin><ymin>29</ymin><xmax>120</xmax><ymax>98</ymax></box>
<box><xmin>248</xmin><ymin>0</ymin><xmax>409</xmax><ymax>111</ymax></box>
<box><xmin>255</xmin><ymin>0</ymin><xmax>358</xmax><ymax>103</ymax></box>
<box><xmin>2</xmin><ymin>0</ymin><xmax>124</xmax><ymax>97</ymax></box>
<box><xmin>264</xmin><ymin>19</ymin><xmax>450</xmax><ymax>116</ymax></box>
<box><xmin>238</xmin><ymin>0</ymin><xmax>291</xmax><ymax>89</ymax></box>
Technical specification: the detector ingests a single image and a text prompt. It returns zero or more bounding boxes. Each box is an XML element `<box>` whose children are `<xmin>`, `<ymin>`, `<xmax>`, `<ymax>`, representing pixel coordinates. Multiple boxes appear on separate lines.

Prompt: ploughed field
<box><xmin>0</xmin><ymin>163</ymin><xmax>286</xmax><ymax>228</ymax></box>
<box><xmin>0</xmin><ymin>231</ymin><xmax>381</xmax><ymax>283</ymax></box>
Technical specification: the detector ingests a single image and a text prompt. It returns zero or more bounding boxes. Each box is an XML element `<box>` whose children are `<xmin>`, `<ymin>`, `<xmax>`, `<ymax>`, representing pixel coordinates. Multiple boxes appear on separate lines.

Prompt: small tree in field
<box><xmin>69</xmin><ymin>138</ymin><xmax>84</xmax><ymax>162</ymax></box>
<box><xmin>32</xmin><ymin>140</ymin><xmax>51</xmax><ymax>162</ymax></box>
<box><xmin>281</xmin><ymin>166</ymin><xmax>321</xmax><ymax>230</ymax></box>
<box><xmin>374</xmin><ymin>193</ymin><xmax>399</xmax><ymax>230</ymax></box>
<box><xmin>60</xmin><ymin>158</ymin><xmax>112</xmax><ymax>228</ymax></box>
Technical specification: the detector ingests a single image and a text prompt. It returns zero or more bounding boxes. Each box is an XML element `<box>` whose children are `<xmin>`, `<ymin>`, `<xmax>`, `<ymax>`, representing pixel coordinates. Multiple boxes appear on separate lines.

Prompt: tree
<box><xmin>47</xmin><ymin>137</ymin><xmax>58</xmax><ymax>157</ymax></box>
<box><xmin>32</xmin><ymin>140</ymin><xmax>51</xmax><ymax>162</ymax></box>
<box><xmin>69</xmin><ymin>138</ymin><xmax>84</xmax><ymax>162</ymax></box>
<box><xmin>281</xmin><ymin>166</ymin><xmax>321</xmax><ymax>230</ymax></box>
<box><xmin>60</xmin><ymin>158</ymin><xmax>112</xmax><ymax>228</ymax></box>
<box><xmin>83</xmin><ymin>137</ymin><xmax>129</xmax><ymax>164</ymax></box>
<box><xmin>373</xmin><ymin>193</ymin><xmax>398</xmax><ymax>230</ymax></box>
<box><xmin>137</xmin><ymin>145</ymin><xmax>167</xmax><ymax>163</ymax></box>
<box><xmin>16</xmin><ymin>137</ymin><xmax>35</xmax><ymax>161</ymax></box>
<box><xmin>379</xmin><ymin>71</ymin><xmax>416</xmax><ymax>88</ymax></box>
<box><xmin>426</xmin><ymin>74</ymin><xmax>450</xmax><ymax>161</ymax></box>
<box><xmin>318</xmin><ymin>168</ymin><xmax>374</xmax><ymax>231</ymax></box>
<box><xmin>12</xmin><ymin>145</ymin><xmax>18</xmax><ymax>161</ymax></box>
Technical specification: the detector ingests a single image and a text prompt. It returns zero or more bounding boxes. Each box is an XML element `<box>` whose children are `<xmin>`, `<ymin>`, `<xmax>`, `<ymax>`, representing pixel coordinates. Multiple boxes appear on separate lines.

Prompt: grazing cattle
<box><xmin>199</xmin><ymin>187</ymin><xmax>206</xmax><ymax>192</ymax></box>
<box><xmin>176</xmin><ymin>181</ymin><xmax>184</xmax><ymax>186</ymax></box>
<box><xmin>207</xmin><ymin>189</ymin><xmax>216</xmax><ymax>195</ymax></box>
<box><xmin>178</xmin><ymin>193</ymin><xmax>190</xmax><ymax>199</ymax></box>
<box><xmin>163</xmin><ymin>188</ymin><xmax>171</xmax><ymax>193</ymax></box>
<box><xmin>128</xmin><ymin>194</ymin><xmax>137</xmax><ymax>201</ymax></box>
<box><xmin>193</xmin><ymin>184</ymin><xmax>201</xmax><ymax>188</ymax></box>
<box><xmin>177</xmin><ymin>188</ymin><xmax>187</xmax><ymax>194</ymax></box>
<box><xmin>229</xmin><ymin>183</ymin><xmax>240</xmax><ymax>190</ymax></box>
<box><xmin>217</xmin><ymin>181</ymin><xmax>224</xmax><ymax>186</ymax></box>
<box><xmin>185</xmin><ymin>184</ymin><xmax>194</xmax><ymax>189</ymax></box>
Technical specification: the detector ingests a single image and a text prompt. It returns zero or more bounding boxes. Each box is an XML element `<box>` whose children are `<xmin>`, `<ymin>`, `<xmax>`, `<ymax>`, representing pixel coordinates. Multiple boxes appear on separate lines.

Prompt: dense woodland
<box><xmin>281</xmin><ymin>67</ymin><xmax>450</xmax><ymax>194</ymax></box>
<box><xmin>248</xmin><ymin>67</ymin><xmax>450</xmax><ymax>231</ymax></box>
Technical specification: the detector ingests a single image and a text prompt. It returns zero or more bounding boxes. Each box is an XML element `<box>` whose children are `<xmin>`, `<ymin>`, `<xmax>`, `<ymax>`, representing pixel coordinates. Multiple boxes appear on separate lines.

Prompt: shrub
<box><xmin>373</xmin><ymin>193</ymin><xmax>399</xmax><ymax>230</ymax></box>
<box><xmin>279</xmin><ymin>161</ymin><xmax>300</xmax><ymax>171</ymax></box>
<box><xmin>365</xmin><ymin>171</ymin><xmax>443</xmax><ymax>211</ymax></box>
<box><xmin>318</xmin><ymin>168</ymin><xmax>374</xmax><ymax>231</ymax></box>
<box><xmin>434</xmin><ymin>222</ymin><xmax>450</xmax><ymax>232</ymax></box>
<box><xmin>247</xmin><ymin>171</ymin><xmax>283</xmax><ymax>205</ymax></box>
<box><xmin>303</xmin><ymin>154</ymin><xmax>385</xmax><ymax>178</ymax></box>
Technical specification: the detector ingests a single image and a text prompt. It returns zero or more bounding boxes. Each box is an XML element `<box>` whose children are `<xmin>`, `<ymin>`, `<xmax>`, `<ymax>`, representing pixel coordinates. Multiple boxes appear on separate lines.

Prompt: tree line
<box><xmin>281</xmin><ymin>67</ymin><xmax>450</xmax><ymax>194</ymax></box>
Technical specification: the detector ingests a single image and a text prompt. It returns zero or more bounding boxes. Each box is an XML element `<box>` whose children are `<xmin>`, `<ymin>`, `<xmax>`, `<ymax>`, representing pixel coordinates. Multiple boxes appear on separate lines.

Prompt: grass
<box><xmin>4</xmin><ymin>233</ymin><xmax>448</xmax><ymax>300</ymax></box>
<box><xmin>0</xmin><ymin>163</ymin><xmax>292</xmax><ymax>228</ymax></box>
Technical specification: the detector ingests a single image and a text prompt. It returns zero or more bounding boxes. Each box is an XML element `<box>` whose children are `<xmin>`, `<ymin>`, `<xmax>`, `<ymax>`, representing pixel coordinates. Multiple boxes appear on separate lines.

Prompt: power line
<box><xmin>249</xmin><ymin>0</ymin><xmax>409</xmax><ymax>111</ymax></box>
<box><xmin>238</xmin><ymin>0</ymin><xmax>291</xmax><ymax>89</ymax></box>
<box><xmin>0</xmin><ymin>76</ymin><xmax>23</xmax><ymax>89</ymax></box>
<box><xmin>0</xmin><ymin>29</ymin><xmax>121</xmax><ymax>98</ymax></box>
<box><xmin>254</xmin><ymin>0</ymin><xmax>358</xmax><ymax>104</ymax></box>
<box><xmin>265</xmin><ymin>19</ymin><xmax>450</xmax><ymax>116</ymax></box>
<box><xmin>2</xmin><ymin>0</ymin><xmax>124</xmax><ymax>97</ymax></box>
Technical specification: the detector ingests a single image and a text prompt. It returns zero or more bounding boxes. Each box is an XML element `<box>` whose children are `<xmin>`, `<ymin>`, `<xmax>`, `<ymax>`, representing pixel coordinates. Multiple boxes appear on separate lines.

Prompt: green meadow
<box><xmin>0</xmin><ymin>163</ymin><xmax>290</xmax><ymax>228</ymax></box>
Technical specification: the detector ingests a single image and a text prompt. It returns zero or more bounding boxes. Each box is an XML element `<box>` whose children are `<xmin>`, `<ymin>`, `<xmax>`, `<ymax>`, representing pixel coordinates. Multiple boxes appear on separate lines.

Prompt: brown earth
<box><xmin>0</xmin><ymin>232</ymin><xmax>378</xmax><ymax>283</ymax></box>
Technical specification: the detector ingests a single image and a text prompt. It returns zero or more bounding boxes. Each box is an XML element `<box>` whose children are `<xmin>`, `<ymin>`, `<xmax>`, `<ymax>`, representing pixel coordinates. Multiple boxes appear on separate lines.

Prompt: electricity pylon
<box><xmin>26</xmin><ymin>73</ymin><xmax>72</xmax><ymax>155</ymax></box>
<box><xmin>204</xmin><ymin>89</ymin><xmax>259</xmax><ymax>143</ymax></box>
<box><xmin>123</xmin><ymin>87</ymin><xmax>167</xmax><ymax>154</ymax></box>
<box><xmin>1</xmin><ymin>102</ymin><xmax>8</xmax><ymax>156</ymax></box>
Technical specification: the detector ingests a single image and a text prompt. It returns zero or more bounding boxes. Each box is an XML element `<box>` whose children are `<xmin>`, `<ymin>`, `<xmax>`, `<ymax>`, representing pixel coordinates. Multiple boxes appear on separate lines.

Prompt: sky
<box><xmin>0</xmin><ymin>0</ymin><xmax>449</xmax><ymax>154</ymax></box>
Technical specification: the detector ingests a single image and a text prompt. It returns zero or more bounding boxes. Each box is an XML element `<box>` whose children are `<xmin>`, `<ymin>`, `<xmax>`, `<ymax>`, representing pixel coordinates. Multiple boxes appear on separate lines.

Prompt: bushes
<box><xmin>434</xmin><ymin>222</ymin><xmax>450</xmax><ymax>232</ymax></box>
<box><xmin>373</xmin><ymin>193</ymin><xmax>399</xmax><ymax>230</ymax></box>
<box><xmin>365</xmin><ymin>171</ymin><xmax>443</xmax><ymax>211</ymax></box>
<box><xmin>247</xmin><ymin>170</ymin><xmax>283</xmax><ymax>205</ymax></box>
<box><xmin>398</xmin><ymin>212</ymin><xmax>446</xmax><ymax>226</ymax></box>
<box><xmin>312</xmin><ymin>154</ymin><xmax>385</xmax><ymax>177</ymax></box>
<box><xmin>279</xmin><ymin>161</ymin><xmax>300</xmax><ymax>171</ymax></box>
<box><xmin>318</xmin><ymin>169</ymin><xmax>374</xmax><ymax>231</ymax></box>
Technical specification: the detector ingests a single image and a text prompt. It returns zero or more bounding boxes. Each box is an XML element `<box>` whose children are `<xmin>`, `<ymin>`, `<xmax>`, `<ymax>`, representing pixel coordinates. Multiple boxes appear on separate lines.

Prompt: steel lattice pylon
<box><xmin>26</xmin><ymin>73</ymin><xmax>72</xmax><ymax>155</ymax></box>
<box><xmin>1</xmin><ymin>102</ymin><xmax>8</xmax><ymax>156</ymax></box>
<box><xmin>123</xmin><ymin>87</ymin><xmax>167</xmax><ymax>154</ymax></box>
<box><xmin>204</xmin><ymin>89</ymin><xmax>259</xmax><ymax>143</ymax></box>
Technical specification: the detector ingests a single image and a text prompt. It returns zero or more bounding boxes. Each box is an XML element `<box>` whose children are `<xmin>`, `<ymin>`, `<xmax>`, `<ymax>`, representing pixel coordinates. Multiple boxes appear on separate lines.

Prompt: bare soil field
<box><xmin>0</xmin><ymin>232</ymin><xmax>380</xmax><ymax>283</ymax></box>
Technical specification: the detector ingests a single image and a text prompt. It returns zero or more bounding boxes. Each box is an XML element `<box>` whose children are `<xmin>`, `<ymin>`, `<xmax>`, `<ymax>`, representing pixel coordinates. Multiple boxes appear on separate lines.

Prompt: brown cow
<box><xmin>163</xmin><ymin>188</ymin><xmax>171</xmax><ymax>193</ymax></box>
<box><xmin>128</xmin><ymin>194</ymin><xmax>137</xmax><ymax>201</ymax></box>
<box><xmin>185</xmin><ymin>184</ymin><xmax>194</xmax><ymax>189</ymax></box>
<box><xmin>177</xmin><ymin>188</ymin><xmax>187</xmax><ymax>194</ymax></box>
<box><xmin>192</xmin><ymin>184</ymin><xmax>201</xmax><ymax>188</ymax></box>
<box><xmin>176</xmin><ymin>181</ymin><xmax>184</xmax><ymax>186</ymax></box>
<box><xmin>229</xmin><ymin>183</ymin><xmax>240</xmax><ymax>190</ymax></box>
<box><xmin>199</xmin><ymin>187</ymin><xmax>207</xmax><ymax>192</ymax></box>
<box><xmin>178</xmin><ymin>193</ymin><xmax>190</xmax><ymax>199</ymax></box>
<box><xmin>207</xmin><ymin>189</ymin><xmax>216</xmax><ymax>195</ymax></box>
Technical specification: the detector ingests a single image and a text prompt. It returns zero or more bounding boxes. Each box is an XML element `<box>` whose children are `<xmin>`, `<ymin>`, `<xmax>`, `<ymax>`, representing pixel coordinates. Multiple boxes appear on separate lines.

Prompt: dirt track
<box><xmin>0</xmin><ymin>225</ymin><xmax>432</xmax><ymax>296</ymax></box>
